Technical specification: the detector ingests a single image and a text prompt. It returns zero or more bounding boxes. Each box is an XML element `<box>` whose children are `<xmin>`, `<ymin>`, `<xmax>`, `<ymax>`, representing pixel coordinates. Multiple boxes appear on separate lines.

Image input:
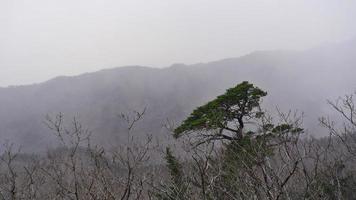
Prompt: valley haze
<box><xmin>0</xmin><ymin>39</ymin><xmax>355</xmax><ymax>151</ymax></box>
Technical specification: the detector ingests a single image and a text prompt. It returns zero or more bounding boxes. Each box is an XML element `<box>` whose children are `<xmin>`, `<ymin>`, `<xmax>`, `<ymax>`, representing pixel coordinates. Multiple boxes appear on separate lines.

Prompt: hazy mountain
<box><xmin>1</xmin><ymin>39</ymin><xmax>356</xmax><ymax>151</ymax></box>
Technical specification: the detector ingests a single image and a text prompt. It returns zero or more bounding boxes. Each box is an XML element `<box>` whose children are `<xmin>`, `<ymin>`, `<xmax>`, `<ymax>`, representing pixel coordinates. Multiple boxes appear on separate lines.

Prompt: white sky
<box><xmin>0</xmin><ymin>0</ymin><xmax>356</xmax><ymax>86</ymax></box>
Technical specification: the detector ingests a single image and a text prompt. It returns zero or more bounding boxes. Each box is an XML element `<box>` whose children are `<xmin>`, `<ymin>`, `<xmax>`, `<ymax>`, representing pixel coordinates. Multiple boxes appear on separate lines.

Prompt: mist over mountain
<box><xmin>0</xmin><ymin>39</ymin><xmax>355</xmax><ymax>151</ymax></box>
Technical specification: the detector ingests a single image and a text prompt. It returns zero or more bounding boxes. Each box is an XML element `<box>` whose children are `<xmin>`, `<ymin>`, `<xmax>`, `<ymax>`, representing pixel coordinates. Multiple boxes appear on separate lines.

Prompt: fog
<box><xmin>1</xmin><ymin>0</ymin><xmax>356</xmax><ymax>150</ymax></box>
<box><xmin>1</xmin><ymin>0</ymin><xmax>356</xmax><ymax>86</ymax></box>
<box><xmin>2</xmin><ymin>1</ymin><xmax>356</xmax><ymax>198</ymax></box>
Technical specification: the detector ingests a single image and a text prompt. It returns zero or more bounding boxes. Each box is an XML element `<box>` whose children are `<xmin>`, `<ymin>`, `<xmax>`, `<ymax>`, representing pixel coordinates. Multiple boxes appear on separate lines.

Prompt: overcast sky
<box><xmin>0</xmin><ymin>0</ymin><xmax>356</xmax><ymax>87</ymax></box>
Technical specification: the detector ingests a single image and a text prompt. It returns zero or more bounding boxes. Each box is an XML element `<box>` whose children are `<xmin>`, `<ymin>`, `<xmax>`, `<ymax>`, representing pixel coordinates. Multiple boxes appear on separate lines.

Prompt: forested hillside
<box><xmin>0</xmin><ymin>39</ymin><xmax>355</xmax><ymax>150</ymax></box>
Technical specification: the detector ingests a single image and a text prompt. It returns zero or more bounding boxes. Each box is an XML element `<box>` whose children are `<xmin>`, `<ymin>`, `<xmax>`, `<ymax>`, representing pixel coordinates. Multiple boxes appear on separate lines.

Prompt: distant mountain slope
<box><xmin>1</xmin><ymin>39</ymin><xmax>356</xmax><ymax>151</ymax></box>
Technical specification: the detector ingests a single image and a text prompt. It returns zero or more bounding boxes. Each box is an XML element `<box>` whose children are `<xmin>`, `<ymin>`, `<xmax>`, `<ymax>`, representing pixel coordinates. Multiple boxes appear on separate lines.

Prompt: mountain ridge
<box><xmin>0</xmin><ymin>40</ymin><xmax>355</xmax><ymax>151</ymax></box>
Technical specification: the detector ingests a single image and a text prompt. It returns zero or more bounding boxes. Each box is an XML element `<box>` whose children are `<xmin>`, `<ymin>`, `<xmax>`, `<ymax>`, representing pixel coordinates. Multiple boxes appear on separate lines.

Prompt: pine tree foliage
<box><xmin>174</xmin><ymin>81</ymin><xmax>267</xmax><ymax>142</ymax></box>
